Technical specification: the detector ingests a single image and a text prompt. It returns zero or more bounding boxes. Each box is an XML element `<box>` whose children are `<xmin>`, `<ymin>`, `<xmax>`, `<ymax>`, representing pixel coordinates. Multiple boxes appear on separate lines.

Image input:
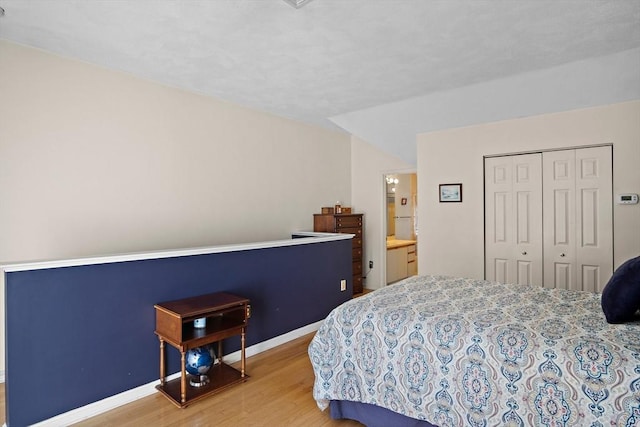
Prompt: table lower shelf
<box><xmin>156</xmin><ymin>362</ymin><xmax>249</xmax><ymax>408</ymax></box>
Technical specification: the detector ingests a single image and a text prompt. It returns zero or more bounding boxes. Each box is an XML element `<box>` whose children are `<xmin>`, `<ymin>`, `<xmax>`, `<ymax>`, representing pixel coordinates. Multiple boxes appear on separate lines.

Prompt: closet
<box><xmin>485</xmin><ymin>146</ymin><xmax>612</xmax><ymax>292</ymax></box>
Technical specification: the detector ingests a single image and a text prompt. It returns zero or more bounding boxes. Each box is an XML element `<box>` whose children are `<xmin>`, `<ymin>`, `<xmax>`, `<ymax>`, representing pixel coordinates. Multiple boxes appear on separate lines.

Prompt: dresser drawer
<box><xmin>352</xmin><ymin>246</ymin><xmax>363</xmax><ymax>260</ymax></box>
<box><xmin>352</xmin><ymin>275</ymin><xmax>363</xmax><ymax>294</ymax></box>
<box><xmin>353</xmin><ymin>261</ymin><xmax>362</xmax><ymax>275</ymax></box>
<box><xmin>337</xmin><ymin>227</ymin><xmax>362</xmax><ymax>237</ymax></box>
<box><xmin>336</xmin><ymin>215</ymin><xmax>362</xmax><ymax>228</ymax></box>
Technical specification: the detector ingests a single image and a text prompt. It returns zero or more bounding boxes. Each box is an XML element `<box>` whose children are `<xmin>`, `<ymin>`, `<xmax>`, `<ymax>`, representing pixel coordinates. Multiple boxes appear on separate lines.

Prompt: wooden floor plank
<box><xmin>0</xmin><ymin>333</ymin><xmax>362</xmax><ymax>426</ymax></box>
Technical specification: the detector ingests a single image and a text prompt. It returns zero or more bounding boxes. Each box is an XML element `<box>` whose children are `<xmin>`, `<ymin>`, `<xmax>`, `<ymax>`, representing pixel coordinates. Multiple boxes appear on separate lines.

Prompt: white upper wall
<box><xmin>332</xmin><ymin>48</ymin><xmax>640</xmax><ymax>165</ymax></box>
<box><xmin>0</xmin><ymin>40</ymin><xmax>351</xmax><ymax>264</ymax></box>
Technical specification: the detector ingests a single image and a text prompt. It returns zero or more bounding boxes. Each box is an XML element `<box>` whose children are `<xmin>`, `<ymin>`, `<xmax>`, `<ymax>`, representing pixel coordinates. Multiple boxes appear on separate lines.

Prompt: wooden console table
<box><xmin>154</xmin><ymin>292</ymin><xmax>250</xmax><ymax>408</ymax></box>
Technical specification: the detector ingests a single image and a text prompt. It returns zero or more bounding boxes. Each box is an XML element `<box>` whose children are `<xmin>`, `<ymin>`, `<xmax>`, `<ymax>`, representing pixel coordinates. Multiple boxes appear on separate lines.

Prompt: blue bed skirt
<box><xmin>330</xmin><ymin>400</ymin><xmax>437</xmax><ymax>427</ymax></box>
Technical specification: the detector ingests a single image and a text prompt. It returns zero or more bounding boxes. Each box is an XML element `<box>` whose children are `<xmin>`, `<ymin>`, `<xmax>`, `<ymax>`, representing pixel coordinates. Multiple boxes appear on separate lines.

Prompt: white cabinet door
<box><xmin>386</xmin><ymin>247</ymin><xmax>408</xmax><ymax>284</ymax></box>
<box><xmin>543</xmin><ymin>146</ymin><xmax>612</xmax><ymax>292</ymax></box>
<box><xmin>407</xmin><ymin>245</ymin><xmax>417</xmax><ymax>276</ymax></box>
<box><xmin>485</xmin><ymin>154</ymin><xmax>542</xmax><ymax>285</ymax></box>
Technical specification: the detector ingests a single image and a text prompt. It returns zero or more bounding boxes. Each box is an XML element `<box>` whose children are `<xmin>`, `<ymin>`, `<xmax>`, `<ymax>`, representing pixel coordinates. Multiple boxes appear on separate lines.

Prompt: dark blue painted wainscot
<box><xmin>3</xmin><ymin>233</ymin><xmax>353</xmax><ymax>426</ymax></box>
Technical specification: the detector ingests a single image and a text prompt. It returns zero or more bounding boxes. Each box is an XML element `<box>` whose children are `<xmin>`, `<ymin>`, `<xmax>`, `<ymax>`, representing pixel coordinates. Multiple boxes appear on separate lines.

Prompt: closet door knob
<box><xmin>521</xmin><ymin>251</ymin><xmax>527</xmax><ymax>255</ymax></box>
<box><xmin>560</xmin><ymin>253</ymin><xmax>566</xmax><ymax>257</ymax></box>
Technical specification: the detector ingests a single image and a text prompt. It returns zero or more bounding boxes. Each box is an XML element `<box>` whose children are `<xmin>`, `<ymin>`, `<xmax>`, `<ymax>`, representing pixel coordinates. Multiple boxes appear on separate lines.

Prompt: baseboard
<box><xmin>30</xmin><ymin>372</ymin><xmax>180</xmax><ymax>427</ymax></box>
<box><xmin>29</xmin><ymin>322</ymin><xmax>322</xmax><ymax>426</ymax></box>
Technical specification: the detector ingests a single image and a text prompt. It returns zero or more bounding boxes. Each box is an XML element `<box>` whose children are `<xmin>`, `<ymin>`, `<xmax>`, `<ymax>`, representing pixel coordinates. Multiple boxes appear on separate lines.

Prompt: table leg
<box><xmin>159</xmin><ymin>339</ymin><xmax>165</xmax><ymax>386</ymax></box>
<box><xmin>180</xmin><ymin>350</ymin><xmax>186</xmax><ymax>404</ymax></box>
<box><xmin>241</xmin><ymin>327</ymin><xmax>246</xmax><ymax>377</ymax></box>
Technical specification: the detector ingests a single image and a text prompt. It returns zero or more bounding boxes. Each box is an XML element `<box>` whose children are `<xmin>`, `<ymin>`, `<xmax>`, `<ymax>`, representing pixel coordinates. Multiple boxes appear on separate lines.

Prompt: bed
<box><xmin>308</xmin><ymin>275</ymin><xmax>640</xmax><ymax>426</ymax></box>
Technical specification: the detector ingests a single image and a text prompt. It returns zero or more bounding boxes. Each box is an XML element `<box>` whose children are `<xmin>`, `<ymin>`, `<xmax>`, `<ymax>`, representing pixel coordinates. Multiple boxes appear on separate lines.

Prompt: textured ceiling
<box><xmin>0</xmin><ymin>0</ymin><xmax>639</xmax><ymax>131</ymax></box>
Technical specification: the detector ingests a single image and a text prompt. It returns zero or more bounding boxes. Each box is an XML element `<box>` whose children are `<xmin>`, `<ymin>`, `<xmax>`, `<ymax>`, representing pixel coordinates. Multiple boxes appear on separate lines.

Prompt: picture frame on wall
<box><xmin>439</xmin><ymin>183</ymin><xmax>462</xmax><ymax>202</ymax></box>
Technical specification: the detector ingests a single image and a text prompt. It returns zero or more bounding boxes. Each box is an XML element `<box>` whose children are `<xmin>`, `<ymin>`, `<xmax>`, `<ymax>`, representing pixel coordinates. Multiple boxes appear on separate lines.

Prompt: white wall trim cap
<box><xmin>1</xmin><ymin>232</ymin><xmax>352</xmax><ymax>272</ymax></box>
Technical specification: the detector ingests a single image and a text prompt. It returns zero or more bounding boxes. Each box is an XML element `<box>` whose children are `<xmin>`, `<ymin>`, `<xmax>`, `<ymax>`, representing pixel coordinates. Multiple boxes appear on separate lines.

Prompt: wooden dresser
<box><xmin>313</xmin><ymin>213</ymin><xmax>364</xmax><ymax>294</ymax></box>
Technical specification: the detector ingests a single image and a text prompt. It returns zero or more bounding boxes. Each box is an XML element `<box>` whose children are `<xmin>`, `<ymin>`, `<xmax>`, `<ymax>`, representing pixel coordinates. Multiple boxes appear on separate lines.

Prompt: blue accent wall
<box><xmin>4</xmin><ymin>237</ymin><xmax>352</xmax><ymax>426</ymax></box>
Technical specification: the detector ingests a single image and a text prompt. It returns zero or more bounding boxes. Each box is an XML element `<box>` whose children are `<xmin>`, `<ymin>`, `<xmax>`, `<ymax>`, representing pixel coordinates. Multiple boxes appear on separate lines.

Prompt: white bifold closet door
<box><xmin>485</xmin><ymin>146</ymin><xmax>612</xmax><ymax>292</ymax></box>
<box><xmin>485</xmin><ymin>153</ymin><xmax>543</xmax><ymax>286</ymax></box>
<box><xmin>542</xmin><ymin>146</ymin><xmax>613</xmax><ymax>292</ymax></box>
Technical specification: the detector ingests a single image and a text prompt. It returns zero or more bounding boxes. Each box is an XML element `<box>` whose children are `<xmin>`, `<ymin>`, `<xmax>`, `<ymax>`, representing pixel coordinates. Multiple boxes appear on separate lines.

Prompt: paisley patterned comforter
<box><xmin>308</xmin><ymin>275</ymin><xmax>640</xmax><ymax>426</ymax></box>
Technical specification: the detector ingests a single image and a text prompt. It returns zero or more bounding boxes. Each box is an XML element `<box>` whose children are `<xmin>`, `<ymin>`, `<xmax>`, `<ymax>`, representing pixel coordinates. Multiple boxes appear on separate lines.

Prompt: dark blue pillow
<box><xmin>601</xmin><ymin>256</ymin><xmax>640</xmax><ymax>324</ymax></box>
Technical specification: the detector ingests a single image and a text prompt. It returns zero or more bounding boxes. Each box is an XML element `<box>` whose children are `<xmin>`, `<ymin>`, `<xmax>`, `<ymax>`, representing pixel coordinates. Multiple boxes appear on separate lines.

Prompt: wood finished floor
<box><xmin>0</xmin><ymin>333</ymin><xmax>362</xmax><ymax>427</ymax></box>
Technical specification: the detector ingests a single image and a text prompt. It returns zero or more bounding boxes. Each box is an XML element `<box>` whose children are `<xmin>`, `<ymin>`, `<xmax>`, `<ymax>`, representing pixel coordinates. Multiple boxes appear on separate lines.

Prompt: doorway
<box><xmin>385</xmin><ymin>173</ymin><xmax>418</xmax><ymax>284</ymax></box>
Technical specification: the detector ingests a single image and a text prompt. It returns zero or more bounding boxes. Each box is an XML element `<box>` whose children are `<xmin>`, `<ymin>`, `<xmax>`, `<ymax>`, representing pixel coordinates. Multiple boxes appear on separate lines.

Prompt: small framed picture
<box><xmin>401</xmin><ymin>197</ymin><xmax>407</xmax><ymax>205</ymax></box>
<box><xmin>439</xmin><ymin>183</ymin><xmax>462</xmax><ymax>203</ymax></box>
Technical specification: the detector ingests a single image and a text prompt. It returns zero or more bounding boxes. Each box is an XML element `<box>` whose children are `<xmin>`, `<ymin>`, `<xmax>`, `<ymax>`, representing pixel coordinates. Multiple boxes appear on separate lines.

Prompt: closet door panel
<box><xmin>485</xmin><ymin>154</ymin><xmax>542</xmax><ymax>285</ymax></box>
<box><xmin>494</xmin><ymin>192</ymin><xmax>509</xmax><ymax>243</ymax></box>
<box><xmin>513</xmin><ymin>154</ymin><xmax>542</xmax><ymax>285</ymax></box>
<box><xmin>553</xmin><ymin>262</ymin><xmax>573</xmax><ymax>290</ymax></box>
<box><xmin>485</xmin><ymin>157</ymin><xmax>514</xmax><ymax>283</ymax></box>
<box><xmin>580</xmin><ymin>188</ymin><xmax>599</xmax><ymax>246</ymax></box>
<box><xmin>543</xmin><ymin>150</ymin><xmax>577</xmax><ymax>289</ymax></box>
<box><xmin>517</xmin><ymin>260</ymin><xmax>533</xmax><ymax>285</ymax></box>
<box><xmin>575</xmin><ymin>146</ymin><xmax>613</xmax><ymax>292</ymax></box>
<box><xmin>552</xmin><ymin>190</ymin><xmax>571</xmax><ymax>245</ymax></box>
<box><xmin>543</xmin><ymin>147</ymin><xmax>612</xmax><ymax>291</ymax></box>
<box><xmin>494</xmin><ymin>258</ymin><xmax>509</xmax><ymax>284</ymax></box>
<box><xmin>581</xmin><ymin>265</ymin><xmax>600</xmax><ymax>293</ymax></box>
